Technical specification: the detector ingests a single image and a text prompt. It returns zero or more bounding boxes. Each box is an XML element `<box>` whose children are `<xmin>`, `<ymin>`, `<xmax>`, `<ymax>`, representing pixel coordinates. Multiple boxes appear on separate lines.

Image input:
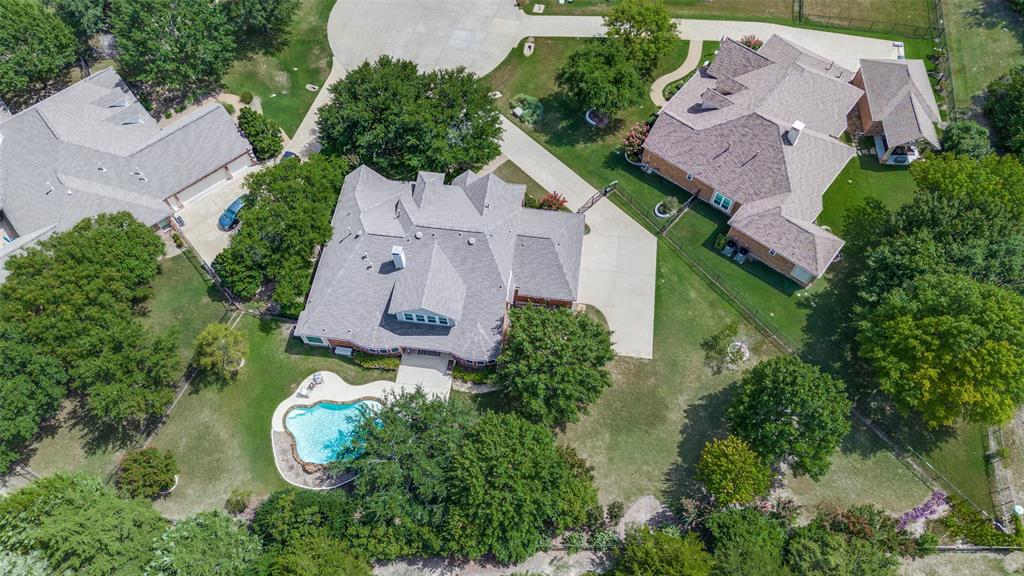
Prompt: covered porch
<box><xmin>874</xmin><ymin>135</ymin><xmax>922</xmax><ymax>165</ymax></box>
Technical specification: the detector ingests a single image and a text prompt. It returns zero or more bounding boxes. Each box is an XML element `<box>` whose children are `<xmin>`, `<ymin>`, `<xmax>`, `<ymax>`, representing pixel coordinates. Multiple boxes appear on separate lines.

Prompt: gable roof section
<box><xmin>297</xmin><ymin>166</ymin><xmax>585</xmax><ymax>362</ymax></box>
<box><xmin>859</xmin><ymin>58</ymin><xmax>941</xmax><ymax>148</ymax></box>
<box><xmin>0</xmin><ymin>68</ymin><xmax>252</xmax><ymax>236</ymax></box>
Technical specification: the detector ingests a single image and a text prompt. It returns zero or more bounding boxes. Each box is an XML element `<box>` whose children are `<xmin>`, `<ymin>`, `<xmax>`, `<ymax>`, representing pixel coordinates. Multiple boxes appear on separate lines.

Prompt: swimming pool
<box><xmin>284</xmin><ymin>400</ymin><xmax>381</xmax><ymax>464</ymax></box>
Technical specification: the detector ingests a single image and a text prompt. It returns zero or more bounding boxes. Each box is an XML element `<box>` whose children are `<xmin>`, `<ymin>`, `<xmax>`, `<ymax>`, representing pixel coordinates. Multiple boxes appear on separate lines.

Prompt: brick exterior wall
<box><xmin>850</xmin><ymin>70</ymin><xmax>881</xmax><ymax>136</ymax></box>
<box><xmin>727</xmin><ymin>228</ymin><xmax>814</xmax><ymax>286</ymax></box>
<box><xmin>642</xmin><ymin>149</ymin><xmax>717</xmax><ymax>205</ymax></box>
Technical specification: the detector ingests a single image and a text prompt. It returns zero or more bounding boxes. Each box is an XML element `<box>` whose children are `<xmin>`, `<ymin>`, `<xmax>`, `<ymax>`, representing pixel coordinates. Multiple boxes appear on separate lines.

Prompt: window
<box><xmin>403</xmin><ymin>313</ymin><xmax>414</xmax><ymax>321</ymax></box>
<box><xmin>415</xmin><ymin>314</ymin><xmax>426</xmax><ymax>322</ymax></box>
<box><xmin>304</xmin><ymin>335</ymin><xmax>325</xmax><ymax>345</ymax></box>
<box><xmin>427</xmin><ymin>316</ymin><xmax>438</xmax><ymax>324</ymax></box>
<box><xmin>712</xmin><ymin>192</ymin><xmax>733</xmax><ymax>212</ymax></box>
<box><xmin>685</xmin><ymin>173</ymin><xmax>694</xmax><ymax>182</ymax></box>
<box><xmin>768</xmin><ymin>249</ymin><xmax>777</xmax><ymax>256</ymax></box>
<box><xmin>438</xmin><ymin>317</ymin><xmax>450</xmax><ymax>326</ymax></box>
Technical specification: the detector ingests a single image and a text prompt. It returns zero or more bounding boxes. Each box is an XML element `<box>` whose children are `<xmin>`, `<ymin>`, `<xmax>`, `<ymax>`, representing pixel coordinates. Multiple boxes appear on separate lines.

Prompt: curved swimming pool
<box><xmin>284</xmin><ymin>400</ymin><xmax>381</xmax><ymax>464</ymax></box>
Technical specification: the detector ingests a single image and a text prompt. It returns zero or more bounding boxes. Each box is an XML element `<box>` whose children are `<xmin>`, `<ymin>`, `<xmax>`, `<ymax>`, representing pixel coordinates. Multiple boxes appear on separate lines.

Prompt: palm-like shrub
<box><xmin>511</xmin><ymin>93</ymin><xmax>544</xmax><ymax>124</ymax></box>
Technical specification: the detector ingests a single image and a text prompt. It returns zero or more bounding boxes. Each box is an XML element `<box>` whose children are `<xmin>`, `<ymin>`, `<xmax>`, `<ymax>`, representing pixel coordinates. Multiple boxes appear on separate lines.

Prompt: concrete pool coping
<box><xmin>270</xmin><ymin>370</ymin><xmax>449</xmax><ymax>489</ymax></box>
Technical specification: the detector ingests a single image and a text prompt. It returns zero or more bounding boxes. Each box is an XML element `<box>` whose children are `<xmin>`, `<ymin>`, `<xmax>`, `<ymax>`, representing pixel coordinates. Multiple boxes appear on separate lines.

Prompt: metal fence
<box><xmin>794</xmin><ymin>0</ymin><xmax>943</xmax><ymax>39</ymax></box>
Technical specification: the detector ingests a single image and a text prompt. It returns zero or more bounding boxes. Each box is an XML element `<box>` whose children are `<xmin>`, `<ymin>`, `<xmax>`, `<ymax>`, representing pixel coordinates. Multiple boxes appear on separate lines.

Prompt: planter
<box><xmin>624</xmin><ymin>152</ymin><xmax>644</xmax><ymax>167</ymax></box>
<box><xmin>654</xmin><ymin>201</ymin><xmax>675</xmax><ymax>219</ymax></box>
<box><xmin>584</xmin><ymin>108</ymin><xmax>609</xmax><ymax>127</ymax></box>
<box><xmin>160</xmin><ymin>474</ymin><xmax>180</xmax><ymax>496</ymax></box>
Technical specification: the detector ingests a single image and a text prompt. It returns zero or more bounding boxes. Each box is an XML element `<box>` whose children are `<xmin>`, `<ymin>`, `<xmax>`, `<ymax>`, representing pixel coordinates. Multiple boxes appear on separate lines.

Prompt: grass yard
<box><xmin>27</xmin><ymin>251</ymin><xmax>228</xmax><ymax>481</ymax></box>
<box><xmin>918</xmin><ymin>421</ymin><xmax>993</xmax><ymax>512</ymax></box>
<box><xmin>149</xmin><ymin>315</ymin><xmax>390</xmax><ymax>518</ymax></box>
<box><xmin>223</xmin><ymin>0</ymin><xmax>335</xmax><ymax>136</ymax></box>
<box><xmin>942</xmin><ymin>0</ymin><xmax>1024</xmax><ymax>108</ymax></box>
<box><xmin>491</xmin><ymin>159</ymin><xmax>550</xmax><ymax>204</ymax></box>
<box><xmin>817</xmin><ymin>152</ymin><xmax>917</xmax><ymax>235</ymax></box>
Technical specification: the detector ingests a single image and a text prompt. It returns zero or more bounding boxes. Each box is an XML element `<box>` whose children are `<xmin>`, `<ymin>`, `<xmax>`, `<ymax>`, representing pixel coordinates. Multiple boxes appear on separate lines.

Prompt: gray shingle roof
<box><xmin>0</xmin><ymin>68</ymin><xmax>252</xmax><ymax>236</ymax></box>
<box><xmin>296</xmin><ymin>166</ymin><xmax>585</xmax><ymax>362</ymax></box>
<box><xmin>859</xmin><ymin>59</ymin><xmax>941</xmax><ymax>148</ymax></box>
<box><xmin>646</xmin><ymin>35</ymin><xmax>858</xmax><ymax>278</ymax></box>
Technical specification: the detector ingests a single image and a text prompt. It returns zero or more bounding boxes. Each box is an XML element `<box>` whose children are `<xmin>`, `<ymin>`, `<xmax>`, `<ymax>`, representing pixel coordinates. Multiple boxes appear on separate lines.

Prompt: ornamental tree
<box><xmin>612</xmin><ymin>527</ymin><xmax>714</xmax><ymax>576</ymax></box>
<box><xmin>116</xmin><ymin>448</ymin><xmax>178</xmax><ymax>499</ymax></box>
<box><xmin>603</xmin><ymin>0</ymin><xmax>677</xmax><ymax>76</ymax></box>
<box><xmin>147</xmin><ymin>511</ymin><xmax>261</xmax><ymax>576</ymax></box>
<box><xmin>110</xmin><ymin>0</ymin><xmax>236</xmax><ymax>107</ymax></box>
<box><xmin>445</xmin><ymin>413</ymin><xmax>599</xmax><ymax>563</ymax></box>
<box><xmin>727</xmin><ymin>356</ymin><xmax>852</xmax><ymax>479</ymax></box>
<box><xmin>194</xmin><ymin>323</ymin><xmax>248</xmax><ymax>382</ymax></box>
<box><xmin>238</xmin><ymin>107</ymin><xmax>284</xmax><ymax>161</ymax></box>
<box><xmin>0</xmin><ymin>0</ymin><xmax>76</xmax><ymax>99</ymax></box>
<box><xmin>940</xmin><ymin>120</ymin><xmax>991</xmax><ymax>159</ymax></box>
<box><xmin>317</xmin><ymin>55</ymin><xmax>502</xmax><ymax>180</ymax></box>
<box><xmin>555</xmin><ymin>38</ymin><xmax>647</xmax><ymax>116</ymax></box>
<box><xmin>697</xmin><ymin>436</ymin><xmax>773</xmax><ymax>505</ymax></box>
<box><xmin>857</xmin><ymin>273</ymin><xmax>1024</xmax><ymax>427</ymax></box>
<box><xmin>497</xmin><ymin>305</ymin><xmax>615</xmax><ymax>426</ymax></box>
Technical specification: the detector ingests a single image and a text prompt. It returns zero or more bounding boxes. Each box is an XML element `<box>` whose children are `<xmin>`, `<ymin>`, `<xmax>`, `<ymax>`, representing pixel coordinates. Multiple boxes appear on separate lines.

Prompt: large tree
<box><xmin>939</xmin><ymin>120</ymin><xmax>991</xmax><ymax>159</ymax></box>
<box><xmin>858</xmin><ymin>273</ymin><xmax>1024</xmax><ymax>427</ymax></box>
<box><xmin>266</xmin><ymin>530</ymin><xmax>372</xmax><ymax>576</ymax></box>
<box><xmin>706</xmin><ymin>508</ymin><xmax>790</xmax><ymax>576</ymax></box>
<box><xmin>194</xmin><ymin>323</ymin><xmax>248</xmax><ymax>382</ymax></box>
<box><xmin>984</xmin><ymin>65</ymin><xmax>1024</xmax><ymax>155</ymax></box>
<box><xmin>613</xmin><ymin>527</ymin><xmax>714</xmax><ymax>576</ymax></box>
<box><xmin>317</xmin><ymin>55</ymin><xmax>502</xmax><ymax>180</ymax></box>
<box><xmin>213</xmin><ymin>154</ymin><xmax>349</xmax><ymax>314</ymax></box>
<box><xmin>220</xmin><ymin>0</ymin><xmax>298</xmax><ymax>49</ymax></box>
<box><xmin>727</xmin><ymin>356</ymin><xmax>851</xmax><ymax>479</ymax></box>
<box><xmin>110</xmin><ymin>0</ymin><xmax>236</xmax><ymax>106</ymax></box>
<box><xmin>0</xmin><ymin>0</ymin><xmax>76</xmax><ymax>99</ymax></box>
<box><xmin>445</xmin><ymin>413</ymin><xmax>598</xmax><ymax>563</ymax></box>
<box><xmin>697</xmin><ymin>436</ymin><xmax>773</xmax><ymax>506</ymax></box>
<box><xmin>238</xmin><ymin>107</ymin><xmax>284</xmax><ymax>162</ymax></box>
<box><xmin>555</xmin><ymin>38</ymin><xmax>646</xmax><ymax>116</ymax></box>
<box><xmin>43</xmin><ymin>0</ymin><xmax>105</xmax><ymax>53</ymax></box>
<box><xmin>147</xmin><ymin>511</ymin><xmax>261</xmax><ymax>576</ymax></box>
<box><xmin>603</xmin><ymin>0</ymin><xmax>677</xmax><ymax>76</ymax></box>
<box><xmin>0</xmin><ymin>473</ymin><xmax>167</xmax><ymax>576</ymax></box>
<box><xmin>497</xmin><ymin>305</ymin><xmax>615</xmax><ymax>426</ymax></box>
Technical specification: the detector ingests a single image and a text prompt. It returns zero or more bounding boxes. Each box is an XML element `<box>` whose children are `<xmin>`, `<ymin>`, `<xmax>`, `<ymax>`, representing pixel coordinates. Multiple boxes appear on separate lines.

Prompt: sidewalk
<box><xmin>500</xmin><ymin>117</ymin><xmax>656</xmax><ymax>359</ymax></box>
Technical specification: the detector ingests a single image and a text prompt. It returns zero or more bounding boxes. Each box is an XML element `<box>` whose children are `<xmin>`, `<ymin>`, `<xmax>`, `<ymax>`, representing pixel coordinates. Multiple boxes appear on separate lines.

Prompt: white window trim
<box><xmin>768</xmin><ymin>248</ymin><xmax>777</xmax><ymax>256</ymax></box>
<box><xmin>302</xmin><ymin>335</ymin><xmax>328</xmax><ymax>347</ymax></box>
<box><xmin>712</xmin><ymin>192</ymin><xmax>733</xmax><ymax>213</ymax></box>
<box><xmin>685</xmin><ymin>173</ymin><xmax>694</xmax><ymax>182</ymax></box>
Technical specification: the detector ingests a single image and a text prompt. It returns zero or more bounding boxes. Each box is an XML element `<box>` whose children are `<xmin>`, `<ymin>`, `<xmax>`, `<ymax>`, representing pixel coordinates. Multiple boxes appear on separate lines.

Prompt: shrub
<box><xmin>588</xmin><ymin>528</ymin><xmax>621</xmax><ymax>551</ymax></box>
<box><xmin>623</xmin><ymin>122</ymin><xmax>649</xmax><ymax>159</ymax></box>
<box><xmin>659</xmin><ymin>196</ymin><xmax>681</xmax><ymax>214</ymax></box>
<box><xmin>511</xmin><ymin>93</ymin><xmax>544</xmax><ymax>124</ymax></box>
<box><xmin>237</xmin><ymin>107</ymin><xmax>284</xmax><ymax>162</ymax></box>
<box><xmin>739</xmin><ymin>34</ymin><xmax>763</xmax><ymax>50</ymax></box>
<box><xmin>940</xmin><ymin>120</ymin><xmax>990</xmax><ymax>159</ymax></box>
<box><xmin>225</xmin><ymin>488</ymin><xmax>253</xmax><ymax>515</ymax></box>
<box><xmin>697</xmin><ymin>436</ymin><xmax>773</xmax><ymax>505</ymax></box>
<box><xmin>540</xmin><ymin>191</ymin><xmax>568</xmax><ymax>211</ymax></box>
<box><xmin>523</xmin><ymin>192</ymin><xmax>541</xmax><ymax>208</ymax></box>
<box><xmin>351</xmin><ymin>351</ymin><xmax>399</xmax><ymax>371</ymax></box>
<box><xmin>194</xmin><ymin>323</ymin><xmax>248</xmax><ymax>381</ymax></box>
<box><xmin>613</xmin><ymin>527</ymin><xmax>713</xmax><ymax>575</ymax></box>
<box><xmin>452</xmin><ymin>365</ymin><xmax>495</xmax><ymax>386</ymax></box>
<box><xmin>116</xmin><ymin>448</ymin><xmax>178</xmax><ymax>499</ymax></box>
<box><xmin>606</xmin><ymin>500</ymin><xmax>625</xmax><ymax>526</ymax></box>
<box><xmin>564</xmin><ymin>530</ymin><xmax>586</xmax><ymax>554</ymax></box>
<box><xmin>240</xmin><ymin>91</ymin><xmax>254</xmax><ymax>104</ymax></box>
<box><xmin>700</xmin><ymin>320</ymin><xmax>741</xmax><ymax>375</ymax></box>
<box><xmin>221</xmin><ymin>101</ymin><xmax>235</xmax><ymax>115</ymax></box>
<box><xmin>171</xmin><ymin>232</ymin><xmax>184</xmax><ymax>248</ymax></box>
<box><xmin>940</xmin><ymin>499</ymin><xmax>1014</xmax><ymax>546</ymax></box>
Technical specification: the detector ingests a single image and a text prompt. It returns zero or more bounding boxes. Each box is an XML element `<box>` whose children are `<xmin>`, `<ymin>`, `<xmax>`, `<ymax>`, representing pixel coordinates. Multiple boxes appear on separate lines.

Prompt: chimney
<box><xmin>785</xmin><ymin>120</ymin><xmax>805</xmax><ymax>145</ymax></box>
<box><xmin>392</xmin><ymin>246</ymin><xmax>406</xmax><ymax>270</ymax></box>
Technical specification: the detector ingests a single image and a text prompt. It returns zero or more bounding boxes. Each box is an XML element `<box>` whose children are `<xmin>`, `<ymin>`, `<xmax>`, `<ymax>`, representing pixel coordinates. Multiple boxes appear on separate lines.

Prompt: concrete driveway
<box><xmin>174</xmin><ymin>166</ymin><xmax>256</xmax><ymax>265</ymax></box>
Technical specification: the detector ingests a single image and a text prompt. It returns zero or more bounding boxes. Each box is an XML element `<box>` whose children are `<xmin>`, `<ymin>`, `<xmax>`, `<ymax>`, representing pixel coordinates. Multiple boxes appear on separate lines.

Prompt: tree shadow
<box><xmin>533</xmin><ymin>92</ymin><xmax>627</xmax><ymax>148</ymax></box>
<box><xmin>662</xmin><ymin>383</ymin><xmax>738</xmax><ymax>507</ymax></box>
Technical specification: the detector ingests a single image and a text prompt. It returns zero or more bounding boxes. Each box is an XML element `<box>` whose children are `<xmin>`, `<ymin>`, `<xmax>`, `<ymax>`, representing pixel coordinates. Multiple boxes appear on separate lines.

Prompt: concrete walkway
<box><xmin>650</xmin><ymin>40</ymin><xmax>703</xmax><ymax>107</ymax></box>
<box><xmin>500</xmin><ymin>117</ymin><xmax>656</xmax><ymax>359</ymax></box>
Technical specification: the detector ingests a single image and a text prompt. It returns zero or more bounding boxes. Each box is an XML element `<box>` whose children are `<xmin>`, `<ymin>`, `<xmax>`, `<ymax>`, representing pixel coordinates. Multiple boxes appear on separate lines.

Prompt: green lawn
<box><xmin>27</xmin><ymin>251</ymin><xmax>228</xmax><ymax>481</ymax></box>
<box><xmin>918</xmin><ymin>421</ymin><xmax>993</xmax><ymax>512</ymax></box>
<box><xmin>817</xmin><ymin>152</ymin><xmax>917</xmax><ymax>235</ymax></box>
<box><xmin>223</xmin><ymin>0</ymin><xmax>335</xmax><ymax>136</ymax></box>
<box><xmin>943</xmin><ymin>0</ymin><xmax>1024</xmax><ymax>108</ymax></box>
<box><xmin>149</xmin><ymin>315</ymin><xmax>390</xmax><ymax>518</ymax></box>
<box><xmin>491</xmin><ymin>159</ymin><xmax>550</xmax><ymax>203</ymax></box>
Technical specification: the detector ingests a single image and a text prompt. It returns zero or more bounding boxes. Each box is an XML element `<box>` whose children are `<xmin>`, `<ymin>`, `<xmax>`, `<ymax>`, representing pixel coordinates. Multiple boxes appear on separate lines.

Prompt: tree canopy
<box><xmin>706</xmin><ymin>508</ymin><xmax>790</xmax><ymax>576</ymax></box>
<box><xmin>147</xmin><ymin>511</ymin><xmax>261</xmax><ymax>576</ymax></box>
<box><xmin>43</xmin><ymin>0</ymin><xmax>105</xmax><ymax>53</ymax></box>
<box><xmin>497</xmin><ymin>306</ymin><xmax>615</xmax><ymax>426</ymax></box>
<box><xmin>940</xmin><ymin>121</ymin><xmax>991</xmax><ymax>159</ymax></box>
<box><xmin>984</xmin><ymin>65</ymin><xmax>1024</xmax><ymax>155</ymax></box>
<box><xmin>266</xmin><ymin>530</ymin><xmax>372</xmax><ymax>576</ymax></box>
<box><xmin>613</xmin><ymin>527</ymin><xmax>714</xmax><ymax>576</ymax></box>
<box><xmin>555</xmin><ymin>38</ymin><xmax>647</xmax><ymax>115</ymax></box>
<box><xmin>213</xmin><ymin>154</ymin><xmax>349</xmax><ymax>314</ymax></box>
<box><xmin>445</xmin><ymin>413</ymin><xmax>599</xmax><ymax>563</ymax></box>
<box><xmin>727</xmin><ymin>356</ymin><xmax>851</xmax><ymax>479</ymax></box>
<box><xmin>697</xmin><ymin>436</ymin><xmax>772</xmax><ymax>505</ymax></box>
<box><xmin>116</xmin><ymin>448</ymin><xmax>178</xmax><ymax>499</ymax></box>
<box><xmin>110</xmin><ymin>0</ymin><xmax>236</xmax><ymax>107</ymax></box>
<box><xmin>858</xmin><ymin>273</ymin><xmax>1024</xmax><ymax>427</ymax></box>
<box><xmin>194</xmin><ymin>323</ymin><xmax>248</xmax><ymax>382</ymax></box>
<box><xmin>220</xmin><ymin>0</ymin><xmax>299</xmax><ymax>50</ymax></box>
<box><xmin>238</xmin><ymin>107</ymin><xmax>284</xmax><ymax>162</ymax></box>
<box><xmin>317</xmin><ymin>55</ymin><xmax>502</xmax><ymax>180</ymax></box>
<box><xmin>0</xmin><ymin>0</ymin><xmax>77</xmax><ymax>99</ymax></box>
<box><xmin>603</xmin><ymin>0</ymin><xmax>677</xmax><ymax>76</ymax></box>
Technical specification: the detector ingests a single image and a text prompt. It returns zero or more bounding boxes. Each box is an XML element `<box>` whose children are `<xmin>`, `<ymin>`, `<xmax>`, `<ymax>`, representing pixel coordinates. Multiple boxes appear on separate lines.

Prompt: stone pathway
<box><xmin>650</xmin><ymin>40</ymin><xmax>703</xmax><ymax>107</ymax></box>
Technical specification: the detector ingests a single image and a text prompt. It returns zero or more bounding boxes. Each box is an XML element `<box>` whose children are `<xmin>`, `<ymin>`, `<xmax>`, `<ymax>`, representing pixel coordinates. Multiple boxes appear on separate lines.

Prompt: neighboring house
<box><xmin>0</xmin><ymin>68</ymin><xmax>253</xmax><ymax>279</ymax></box>
<box><xmin>851</xmin><ymin>58</ymin><xmax>941</xmax><ymax>164</ymax></box>
<box><xmin>295</xmin><ymin>165</ymin><xmax>585</xmax><ymax>367</ymax></box>
<box><xmin>643</xmin><ymin>36</ymin><xmax>859</xmax><ymax>286</ymax></box>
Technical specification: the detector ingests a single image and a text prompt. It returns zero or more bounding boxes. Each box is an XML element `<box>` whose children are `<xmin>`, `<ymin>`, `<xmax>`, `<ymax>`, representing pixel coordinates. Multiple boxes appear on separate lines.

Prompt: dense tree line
<box><xmin>0</xmin><ymin>213</ymin><xmax>178</xmax><ymax>471</ymax></box>
<box><xmin>213</xmin><ymin>154</ymin><xmax>349</xmax><ymax>315</ymax></box>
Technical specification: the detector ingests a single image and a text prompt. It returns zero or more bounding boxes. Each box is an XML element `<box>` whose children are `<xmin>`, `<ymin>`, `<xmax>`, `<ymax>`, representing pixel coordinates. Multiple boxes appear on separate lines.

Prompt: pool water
<box><xmin>284</xmin><ymin>400</ymin><xmax>381</xmax><ymax>464</ymax></box>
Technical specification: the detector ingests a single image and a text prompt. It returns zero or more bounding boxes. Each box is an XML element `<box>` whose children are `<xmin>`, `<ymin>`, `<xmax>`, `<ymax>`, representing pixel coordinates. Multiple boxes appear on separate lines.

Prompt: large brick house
<box><xmin>642</xmin><ymin>36</ymin><xmax>863</xmax><ymax>286</ymax></box>
<box><xmin>295</xmin><ymin>166</ymin><xmax>585</xmax><ymax>367</ymax></box>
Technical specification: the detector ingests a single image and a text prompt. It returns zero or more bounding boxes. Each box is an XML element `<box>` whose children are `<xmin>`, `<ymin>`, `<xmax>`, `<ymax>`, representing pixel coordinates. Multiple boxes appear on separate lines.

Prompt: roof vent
<box><xmin>785</xmin><ymin>120</ymin><xmax>805</xmax><ymax>145</ymax></box>
<box><xmin>414</xmin><ymin>231</ymin><xmax>423</xmax><ymax>239</ymax></box>
<box><xmin>97</xmin><ymin>162</ymin><xmax>106</xmax><ymax>172</ymax></box>
<box><xmin>468</xmin><ymin>237</ymin><xmax>476</xmax><ymax>246</ymax></box>
<box><xmin>45</xmin><ymin>182</ymin><xmax>54</xmax><ymax>194</ymax></box>
<box><xmin>392</xmin><ymin>246</ymin><xmax>406</xmax><ymax>270</ymax></box>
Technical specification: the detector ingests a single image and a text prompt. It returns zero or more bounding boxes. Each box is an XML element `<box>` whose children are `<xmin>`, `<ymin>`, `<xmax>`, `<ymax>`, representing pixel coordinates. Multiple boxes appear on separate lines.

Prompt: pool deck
<box><xmin>271</xmin><ymin>367</ymin><xmax>452</xmax><ymax>489</ymax></box>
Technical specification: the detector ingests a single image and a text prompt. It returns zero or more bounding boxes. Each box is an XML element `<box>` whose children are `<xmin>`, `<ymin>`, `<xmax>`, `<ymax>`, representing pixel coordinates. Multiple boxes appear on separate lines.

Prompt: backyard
<box><xmin>942</xmin><ymin>0</ymin><xmax>1024</xmax><ymax>111</ymax></box>
<box><xmin>223</xmin><ymin>0</ymin><xmax>335</xmax><ymax>136</ymax></box>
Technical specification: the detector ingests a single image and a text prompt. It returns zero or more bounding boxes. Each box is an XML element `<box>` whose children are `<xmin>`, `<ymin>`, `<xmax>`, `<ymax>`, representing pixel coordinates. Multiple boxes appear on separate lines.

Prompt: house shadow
<box><xmin>662</xmin><ymin>383</ymin><xmax>738</xmax><ymax>506</ymax></box>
